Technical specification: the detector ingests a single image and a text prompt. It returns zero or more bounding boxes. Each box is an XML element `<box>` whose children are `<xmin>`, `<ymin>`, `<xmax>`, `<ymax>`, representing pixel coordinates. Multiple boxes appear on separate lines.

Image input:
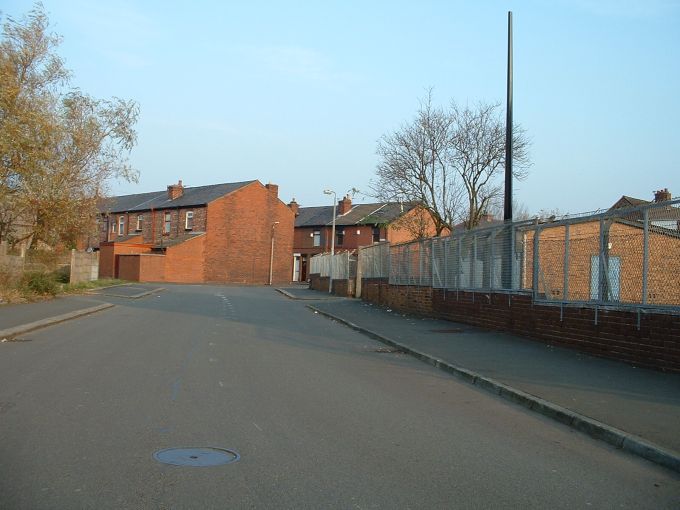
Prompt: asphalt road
<box><xmin>0</xmin><ymin>285</ymin><xmax>678</xmax><ymax>509</ymax></box>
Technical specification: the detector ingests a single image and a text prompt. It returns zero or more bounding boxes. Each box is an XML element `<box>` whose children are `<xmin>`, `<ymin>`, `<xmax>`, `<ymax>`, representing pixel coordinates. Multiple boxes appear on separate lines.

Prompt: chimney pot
<box><xmin>338</xmin><ymin>195</ymin><xmax>352</xmax><ymax>215</ymax></box>
<box><xmin>167</xmin><ymin>180</ymin><xmax>184</xmax><ymax>200</ymax></box>
<box><xmin>654</xmin><ymin>188</ymin><xmax>671</xmax><ymax>203</ymax></box>
<box><xmin>288</xmin><ymin>198</ymin><xmax>299</xmax><ymax>216</ymax></box>
<box><xmin>265</xmin><ymin>182</ymin><xmax>279</xmax><ymax>199</ymax></box>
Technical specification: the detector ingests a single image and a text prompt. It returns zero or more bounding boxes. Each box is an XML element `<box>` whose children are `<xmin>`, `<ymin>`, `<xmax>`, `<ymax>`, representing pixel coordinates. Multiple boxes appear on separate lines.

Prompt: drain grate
<box><xmin>153</xmin><ymin>447</ymin><xmax>240</xmax><ymax>467</ymax></box>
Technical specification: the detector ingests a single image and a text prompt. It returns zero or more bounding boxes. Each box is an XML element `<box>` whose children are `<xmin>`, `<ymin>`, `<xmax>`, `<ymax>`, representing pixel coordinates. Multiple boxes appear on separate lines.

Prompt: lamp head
<box><xmin>323</xmin><ymin>189</ymin><xmax>334</xmax><ymax>195</ymax></box>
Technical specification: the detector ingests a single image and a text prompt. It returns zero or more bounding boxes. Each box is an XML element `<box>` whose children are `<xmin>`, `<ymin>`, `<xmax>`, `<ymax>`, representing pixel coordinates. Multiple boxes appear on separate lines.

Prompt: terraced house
<box><xmin>290</xmin><ymin>194</ymin><xmax>439</xmax><ymax>282</ymax></box>
<box><xmin>97</xmin><ymin>180</ymin><xmax>293</xmax><ymax>284</ymax></box>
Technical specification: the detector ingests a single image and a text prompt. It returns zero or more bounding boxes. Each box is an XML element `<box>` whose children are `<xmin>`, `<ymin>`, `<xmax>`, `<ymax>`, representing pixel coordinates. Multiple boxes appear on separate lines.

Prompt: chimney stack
<box><xmin>654</xmin><ymin>188</ymin><xmax>671</xmax><ymax>203</ymax></box>
<box><xmin>265</xmin><ymin>182</ymin><xmax>279</xmax><ymax>199</ymax></box>
<box><xmin>338</xmin><ymin>195</ymin><xmax>352</xmax><ymax>215</ymax></box>
<box><xmin>288</xmin><ymin>198</ymin><xmax>299</xmax><ymax>216</ymax></box>
<box><xmin>167</xmin><ymin>180</ymin><xmax>184</xmax><ymax>200</ymax></box>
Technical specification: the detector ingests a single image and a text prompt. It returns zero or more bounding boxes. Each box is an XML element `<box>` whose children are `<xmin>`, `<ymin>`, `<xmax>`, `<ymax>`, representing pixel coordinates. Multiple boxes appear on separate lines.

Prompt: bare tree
<box><xmin>372</xmin><ymin>91</ymin><xmax>462</xmax><ymax>236</ymax></box>
<box><xmin>449</xmin><ymin>101</ymin><xmax>530</xmax><ymax>229</ymax></box>
<box><xmin>372</xmin><ymin>93</ymin><xmax>531</xmax><ymax>234</ymax></box>
<box><xmin>0</xmin><ymin>5</ymin><xmax>138</xmax><ymax>248</ymax></box>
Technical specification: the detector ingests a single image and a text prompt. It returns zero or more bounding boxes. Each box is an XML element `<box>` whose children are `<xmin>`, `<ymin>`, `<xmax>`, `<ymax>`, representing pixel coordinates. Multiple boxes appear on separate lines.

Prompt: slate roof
<box><xmin>152</xmin><ymin>232</ymin><xmax>205</xmax><ymax>250</ymax></box>
<box><xmin>295</xmin><ymin>202</ymin><xmax>419</xmax><ymax>228</ymax></box>
<box><xmin>610</xmin><ymin>195</ymin><xmax>650</xmax><ymax>210</ymax></box>
<box><xmin>99</xmin><ymin>181</ymin><xmax>256</xmax><ymax>213</ymax></box>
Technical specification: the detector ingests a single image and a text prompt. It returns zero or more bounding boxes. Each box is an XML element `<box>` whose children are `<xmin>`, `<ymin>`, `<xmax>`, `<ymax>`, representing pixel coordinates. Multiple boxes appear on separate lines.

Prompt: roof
<box><xmin>610</xmin><ymin>195</ymin><xmax>650</xmax><ymax>210</ymax></box>
<box><xmin>152</xmin><ymin>233</ymin><xmax>205</xmax><ymax>250</ymax></box>
<box><xmin>99</xmin><ymin>181</ymin><xmax>256</xmax><ymax>213</ymax></box>
<box><xmin>295</xmin><ymin>202</ymin><xmax>420</xmax><ymax>228</ymax></box>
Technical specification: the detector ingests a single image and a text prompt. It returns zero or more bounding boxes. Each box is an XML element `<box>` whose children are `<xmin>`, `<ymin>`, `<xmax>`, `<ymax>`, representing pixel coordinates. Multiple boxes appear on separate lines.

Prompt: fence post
<box><xmin>69</xmin><ymin>249</ymin><xmax>76</xmax><ymax>284</ymax></box>
<box><xmin>510</xmin><ymin>225</ymin><xmax>516</xmax><ymax>289</ymax></box>
<box><xmin>532</xmin><ymin>228</ymin><xmax>540</xmax><ymax>299</ymax></box>
<box><xmin>489</xmin><ymin>229</ymin><xmax>496</xmax><ymax>289</ymax></box>
<box><xmin>563</xmin><ymin>224</ymin><xmax>570</xmax><ymax>301</ymax></box>
<box><xmin>642</xmin><ymin>209</ymin><xmax>649</xmax><ymax>305</ymax></box>
<box><xmin>472</xmin><ymin>234</ymin><xmax>477</xmax><ymax>289</ymax></box>
<box><xmin>356</xmin><ymin>247</ymin><xmax>363</xmax><ymax>298</ymax></box>
<box><xmin>457</xmin><ymin>236</ymin><xmax>462</xmax><ymax>290</ymax></box>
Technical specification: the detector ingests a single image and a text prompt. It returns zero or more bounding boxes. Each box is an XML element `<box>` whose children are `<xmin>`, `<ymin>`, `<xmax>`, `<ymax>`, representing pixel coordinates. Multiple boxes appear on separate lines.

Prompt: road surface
<box><xmin>0</xmin><ymin>285</ymin><xmax>678</xmax><ymax>508</ymax></box>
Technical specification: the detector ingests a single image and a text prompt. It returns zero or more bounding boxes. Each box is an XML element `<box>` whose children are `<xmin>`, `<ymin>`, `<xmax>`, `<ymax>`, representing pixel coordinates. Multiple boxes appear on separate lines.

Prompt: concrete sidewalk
<box><xmin>0</xmin><ymin>283</ymin><xmax>163</xmax><ymax>339</ymax></box>
<box><xmin>0</xmin><ymin>294</ymin><xmax>111</xmax><ymax>333</ymax></box>
<box><xmin>280</xmin><ymin>286</ymin><xmax>680</xmax><ymax>472</ymax></box>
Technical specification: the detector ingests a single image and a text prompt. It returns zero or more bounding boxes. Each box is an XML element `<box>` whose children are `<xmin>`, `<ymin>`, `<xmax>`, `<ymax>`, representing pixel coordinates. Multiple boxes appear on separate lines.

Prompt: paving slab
<box><xmin>301</xmin><ymin>292</ymin><xmax>680</xmax><ymax>466</ymax></box>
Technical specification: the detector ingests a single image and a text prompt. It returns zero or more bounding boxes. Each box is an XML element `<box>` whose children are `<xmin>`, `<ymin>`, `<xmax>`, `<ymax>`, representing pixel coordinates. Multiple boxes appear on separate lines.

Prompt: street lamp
<box><xmin>268</xmin><ymin>221</ymin><xmax>279</xmax><ymax>285</ymax></box>
<box><xmin>323</xmin><ymin>189</ymin><xmax>337</xmax><ymax>293</ymax></box>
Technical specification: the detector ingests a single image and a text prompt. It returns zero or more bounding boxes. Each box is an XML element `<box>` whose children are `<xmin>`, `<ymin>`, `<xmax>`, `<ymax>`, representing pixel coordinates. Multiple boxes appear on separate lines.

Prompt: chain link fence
<box><xmin>310</xmin><ymin>251</ymin><xmax>357</xmax><ymax>280</ymax></box>
<box><xmin>523</xmin><ymin>199</ymin><xmax>680</xmax><ymax>308</ymax></box>
<box><xmin>355</xmin><ymin>198</ymin><xmax>680</xmax><ymax>310</ymax></box>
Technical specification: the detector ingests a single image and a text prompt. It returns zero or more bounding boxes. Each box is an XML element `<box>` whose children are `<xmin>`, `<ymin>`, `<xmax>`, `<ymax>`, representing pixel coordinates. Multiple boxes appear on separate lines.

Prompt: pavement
<box><xmin>278</xmin><ymin>285</ymin><xmax>680</xmax><ymax>473</ymax></box>
<box><xmin>0</xmin><ymin>284</ymin><xmax>163</xmax><ymax>340</ymax></box>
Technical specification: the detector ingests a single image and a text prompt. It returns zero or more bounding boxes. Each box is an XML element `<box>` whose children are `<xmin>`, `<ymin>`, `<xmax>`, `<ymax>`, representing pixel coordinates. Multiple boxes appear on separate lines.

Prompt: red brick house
<box><xmin>290</xmin><ymin>195</ymin><xmax>439</xmax><ymax>282</ymax></box>
<box><xmin>97</xmin><ymin>180</ymin><xmax>293</xmax><ymax>284</ymax></box>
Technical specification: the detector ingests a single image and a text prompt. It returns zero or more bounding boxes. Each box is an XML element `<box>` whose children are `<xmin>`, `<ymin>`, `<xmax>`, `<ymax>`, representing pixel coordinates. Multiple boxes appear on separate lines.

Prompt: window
<box><xmin>110</xmin><ymin>218</ymin><xmax>116</xmax><ymax>233</ymax></box>
<box><xmin>118</xmin><ymin>215</ymin><xmax>125</xmax><ymax>235</ymax></box>
<box><xmin>313</xmin><ymin>230</ymin><xmax>320</xmax><ymax>247</ymax></box>
<box><xmin>136</xmin><ymin>215</ymin><xmax>143</xmax><ymax>231</ymax></box>
<box><xmin>336</xmin><ymin>228</ymin><xmax>344</xmax><ymax>246</ymax></box>
<box><xmin>185</xmin><ymin>211</ymin><xmax>194</xmax><ymax>230</ymax></box>
<box><xmin>373</xmin><ymin>227</ymin><xmax>381</xmax><ymax>243</ymax></box>
<box><xmin>164</xmin><ymin>212</ymin><xmax>171</xmax><ymax>234</ymax></box>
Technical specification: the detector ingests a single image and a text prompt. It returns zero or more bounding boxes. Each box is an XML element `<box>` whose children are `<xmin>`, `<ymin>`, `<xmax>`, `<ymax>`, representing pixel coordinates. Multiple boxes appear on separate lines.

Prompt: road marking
<box><xmin>218</xmin><ymin>381</ymin><xmax>224</xmax><ymax>387</ymax></box>
<box><xmin>253</xmin><ymin>422</ymin><xmax>262</xmax><ymax>431</ymax></box>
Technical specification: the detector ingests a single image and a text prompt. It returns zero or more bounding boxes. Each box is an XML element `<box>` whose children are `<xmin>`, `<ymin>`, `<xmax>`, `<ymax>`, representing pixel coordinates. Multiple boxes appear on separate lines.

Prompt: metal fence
<box><xmin>356</xmin><ymin>198</ymin><xmax>680</xmax><ymax>310</ymax></box>
<box><xmin>310</xmin><ymin>251</ymin><xmax>357</xmax><ymax>280</ymax></box>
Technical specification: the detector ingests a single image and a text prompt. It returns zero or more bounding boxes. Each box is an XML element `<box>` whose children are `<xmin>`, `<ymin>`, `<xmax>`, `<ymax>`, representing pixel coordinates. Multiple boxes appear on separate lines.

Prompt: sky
<box><xmin>3</xmin><ymin>0</ymin><xmax>680</xmax><ymax>216</ymax></box>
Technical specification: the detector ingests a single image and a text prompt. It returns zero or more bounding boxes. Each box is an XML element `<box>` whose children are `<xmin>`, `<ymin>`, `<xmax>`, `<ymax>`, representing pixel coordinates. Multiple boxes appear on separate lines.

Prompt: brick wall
<box><xmin>359</xmin><ymin>278</ymin><xmax>680</xmax><ymax>372</ymax></box>
<box><xmin>204</xmin><ymin>182</ymin><xmax>294</xmax><ymax>284</ymax></box>
<box><xmin>98</xmin><ymin>238</ymin><xmax>149</xmax><ymax>279</ymax></box>
<box><xmin>309</xmin><ymin>273</ymin><xmax>355</xmax><ymax>297</ymax></box>
<box><xmin>100</xmin><ymin>207</ymin><xmax>208</xmax><ymax>246</ymax></box>
<box><xmin>164</xmin><ymin>234</ymin><xmax>205</xmax><ymax>283</ymax></box>
<box><xmin>524</xmin><ymin>221</ymin><xmax>680</xmax><ymax>305</ymax></box>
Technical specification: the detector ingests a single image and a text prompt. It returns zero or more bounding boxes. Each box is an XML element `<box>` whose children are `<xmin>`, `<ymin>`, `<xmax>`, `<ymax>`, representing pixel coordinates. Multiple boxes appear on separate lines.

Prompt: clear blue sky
<box><xmin>4</xmin><ymin>0</ymin><xmax>680</xmax><ymax>215</ymax></box>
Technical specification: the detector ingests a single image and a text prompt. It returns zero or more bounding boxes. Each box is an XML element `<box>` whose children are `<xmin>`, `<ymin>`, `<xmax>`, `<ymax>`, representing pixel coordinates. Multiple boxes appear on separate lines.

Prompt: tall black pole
<box><xmin>502</xmin><ymin>11</ymin><xmax>514</xmax><ymax>290</ymax></box>
<box><xmin>504</xmin><ymin>11</ymin><xmax>513</xmax><ymax>222</ymax></box>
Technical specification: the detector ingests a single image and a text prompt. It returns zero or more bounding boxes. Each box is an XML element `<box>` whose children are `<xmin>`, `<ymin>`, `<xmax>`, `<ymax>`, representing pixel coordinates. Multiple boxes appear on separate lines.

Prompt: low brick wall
<box><xmin>360</xmin><ymin>278</ymin><xmax>680</xmax><ymax>373</ymax></box>
<box><xmin>309</xmin><ymin>273</ymin><xmax>354</xmax><ymax>297</ymax></box>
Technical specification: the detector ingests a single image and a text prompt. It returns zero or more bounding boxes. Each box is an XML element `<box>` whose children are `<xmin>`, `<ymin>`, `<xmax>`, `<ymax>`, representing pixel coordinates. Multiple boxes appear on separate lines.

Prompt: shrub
<box><xmin>21</xmin><ymin>271</ymin><xmax>59</xmax><ymax>296</ymax></box>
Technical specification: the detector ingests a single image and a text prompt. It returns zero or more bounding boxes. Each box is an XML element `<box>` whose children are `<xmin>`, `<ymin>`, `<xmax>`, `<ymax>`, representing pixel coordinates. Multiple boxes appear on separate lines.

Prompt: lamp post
<box><xmin>323</xmin><ymin>189</ymin><xmax>337</xmax><ymax>293</ymax></box>
<box><xmin>269</xmin><ymin>221</ymin><xmax>279</xmax><ymax>285</ymax></box>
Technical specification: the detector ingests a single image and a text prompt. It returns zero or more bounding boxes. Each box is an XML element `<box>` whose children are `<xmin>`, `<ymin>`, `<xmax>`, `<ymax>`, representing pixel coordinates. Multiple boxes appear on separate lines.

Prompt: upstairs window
<box><xmin>164</xmin><ymin>212</ymin><xmax>171</xmax><ymax>234</ymax></box>
<box><xmin>118</xmin><ymin>216</ymin><xmax>125</xmax><ymax>235</ymax></box>
<box><xmin>373</xmin><ymin>227</ymin><xmax>381</xmax><ymax>243</ymax></box>
<box><xmin>110</xmin><ymin>218</ymin><xmax>116</xmax><ymax>233</ymax></box>
<box><xmin>336</xmin><ymin>228</ymin><xmax>344</xmax><ymax>246</ymax></box>
<box><xmin>313</xmin><ymin>230</ymin><xmax>321</xmax><ymax>247</ymax></box>
<box><xmin>136</xmin><ymin>215</ymin><xmax>143</xmax><ymax>231</ymax></box>
<box><xmin>185</xmin><ymin>211</ymin><xmax>194</xmax><ymax>230</ymax></box>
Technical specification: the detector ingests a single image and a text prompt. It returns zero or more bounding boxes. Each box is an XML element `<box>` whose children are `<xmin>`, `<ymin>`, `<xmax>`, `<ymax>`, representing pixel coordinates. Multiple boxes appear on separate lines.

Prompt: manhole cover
<box><xmin>153</xmin><ymin>447</ymin><xmax>240</xmax><ymax>467</ymax></box>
